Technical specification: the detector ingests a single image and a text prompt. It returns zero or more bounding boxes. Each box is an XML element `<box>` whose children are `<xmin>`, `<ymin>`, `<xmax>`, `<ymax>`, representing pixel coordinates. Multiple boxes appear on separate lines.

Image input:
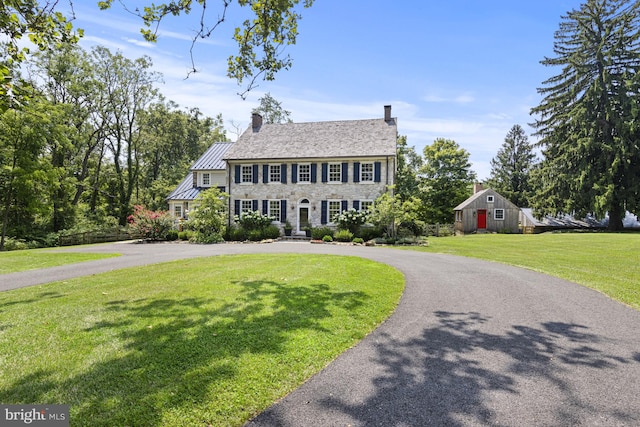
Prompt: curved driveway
<box><xmin>3</xmin><ymin>241</ymin><xmax>640</xmax><ymax>426</ymax></box>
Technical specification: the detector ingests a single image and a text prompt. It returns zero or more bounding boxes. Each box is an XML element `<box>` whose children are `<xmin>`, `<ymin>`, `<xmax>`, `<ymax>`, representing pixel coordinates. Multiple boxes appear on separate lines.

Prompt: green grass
<box><xmin>0</xmin><ymin>249</ymin><xmax>120</xmax><ymax>274</ymax></box>
<box><xmin>0</xmin><ymin>254</ymin><xmax>404</xmax><ymax>427</ymax></box>
<box><xmin>408</xmin><ymin>232</ymin><xmax>640</xmax><ymax>310</ymax></box>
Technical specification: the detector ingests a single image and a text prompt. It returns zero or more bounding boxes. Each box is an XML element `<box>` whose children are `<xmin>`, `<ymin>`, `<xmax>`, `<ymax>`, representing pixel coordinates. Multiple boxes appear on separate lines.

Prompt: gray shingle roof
<box><xmin>192</xmin><ymin>142</ymin><xmax>234</xmax><ymax>170</ymax></box>
<box><xmin>224</xmin><ymin>118</ymin><xmax>397</xmax><ymax>161</ymax></box>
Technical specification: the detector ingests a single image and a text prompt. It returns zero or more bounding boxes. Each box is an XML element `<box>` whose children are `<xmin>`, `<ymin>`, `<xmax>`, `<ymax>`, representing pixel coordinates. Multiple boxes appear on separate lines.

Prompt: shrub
<box><xmin>334</xmin><ymin>229</ymin><xmax>354</xmax><ymax>242</ymax></box>
<box><xmin>353</xmin><ymin>237</ymin><xmax>364</xmax><ymax>244</ymax></box>
<box><xmin>177</xmin><ymin>231</ymin><xmax>191</xmax><ymax>240</ymax></box>
<box><xmin>358</xmin><ymin>226</ymin><xmax>383</xmax><ymax>241</ymax></box>
<box><xmin>263</xmin><ymin>225</ymin><xmax>281</xmax><ymax>239</ymax></box>
<box><xmin>187</xmin><ymin>188</ymin><xmax>228</xmax><ymax>242</ymax></box>
<box><xmin>226</xmin><ymin>226</ymin><xmax>247</xmax><ymax>242</ymax></box>
<box><xmin>333</xmin><ymin>208</ymin><xmax>369</xmax><ymax>234</ymax></box>
<box><xmin>166</xmin><ymin>229</ymin><xmax>179</xmax><ymax>241</ymax></box>
<box><xmin>247</xmin><ymin>229</ymin><xmax>263</xmax><ymax>241</ymax></box>
<box><xmin>311</xmin><ymin>226</ymin><xmax>334</xmax><ymax>240</ymax></box>
<box><xmin>235</xmin><ymin>210</ymin><xmax>274</xmax><ymax>232</ymax></box>
<box><xmin>1</xmin><ymin>238</ymin><xmax>29</xmax><ymax>251</ymax></box>
<box><xmin>322</xmin><ymin>235</ymin><xmax>333</xmax><ymax>242</ymax></box>
<box><xmin>127</xmin><ymin>205</ymin><xmax>174</xmax><ymax>240</ymax></box>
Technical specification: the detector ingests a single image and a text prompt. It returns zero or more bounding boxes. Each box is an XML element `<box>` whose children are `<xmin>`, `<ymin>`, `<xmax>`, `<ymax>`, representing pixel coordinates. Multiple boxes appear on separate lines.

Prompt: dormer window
<box><xmin>202</xmin><ymin>173</ymin><xmax>210</xmax><ymax>186</ymax></box>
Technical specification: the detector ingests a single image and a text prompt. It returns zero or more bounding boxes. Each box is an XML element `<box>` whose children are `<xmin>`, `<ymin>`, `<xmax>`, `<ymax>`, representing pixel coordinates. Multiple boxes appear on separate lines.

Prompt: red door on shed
<box><xmin>477</xmin><ymin>209</ymin><xmax>487</xmax><ymax>229</ymax></box>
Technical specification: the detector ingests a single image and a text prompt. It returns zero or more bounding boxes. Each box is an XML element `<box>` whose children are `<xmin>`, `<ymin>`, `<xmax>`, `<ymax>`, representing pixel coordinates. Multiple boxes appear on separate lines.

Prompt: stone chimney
<box><xmin>473</xmin><ymin>182</ymin><xmax>484</xmax><ymax>194</ymax></box>
<box><xmin>252</xmin><ymin>113</ymin><xmax>263</xmax><ymax>132</ymax></box>
<box><xmin>384</xmin><ymin>105</ymin><xmax>392</xmax><ymax>122</ymax></box>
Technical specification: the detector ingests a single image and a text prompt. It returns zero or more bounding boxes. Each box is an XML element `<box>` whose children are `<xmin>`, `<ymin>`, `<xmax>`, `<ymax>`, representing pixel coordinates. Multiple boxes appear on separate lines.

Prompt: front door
<box><xmin>477</xmin><ymin>209</ymin><xmax>487</xmax><ymax>229</ymax></box>
<box><xmin>298</xmin><ymin>207</ymin><xmax>309</xmax><ymax>233</ymax></box>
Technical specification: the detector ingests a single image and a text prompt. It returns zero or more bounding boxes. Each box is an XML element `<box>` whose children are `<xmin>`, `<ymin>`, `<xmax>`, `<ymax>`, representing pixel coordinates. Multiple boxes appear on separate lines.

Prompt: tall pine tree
<box><xmin>531</xmin><ymin>0</ymin><xmax>640</xmax><ymax>230</ymax></box>
<box><xmin>487</xmin><ymin>125</ymin><xmax>537</xmax><ymax>207</ymax></box>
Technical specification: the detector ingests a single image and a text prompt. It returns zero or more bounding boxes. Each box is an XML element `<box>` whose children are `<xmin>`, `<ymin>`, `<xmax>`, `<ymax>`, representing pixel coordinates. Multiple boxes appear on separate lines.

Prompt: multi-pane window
<box><xmin>360</xmin><ymin>200</ymin><xmax>373</xmax><ymax>212</ymax></box>
<box><xmin>487</xmin><ymin>195</ymin><xmax>494</xmax><ymax>203</ymax></box>
<box><xmin>360</xmin><ymin>162</ymin><xmax>374</xmax><ymax>182</ymax></box>
<box><xmin>241</xmin><ymin>200</ymin><xmax>253</xmax><ymax>214</ymax></box>
<box><xmin>328</xmin><ymin>163</ymin><xmax>341</xmax><ymax>182</ymax></box>
<box><xmin>174</xmin><ymin>205</ymin><xmax>182</xmax><ymax>218</ymax></box>
<box><xmin>241</xmin><ymin>165</ymin><xmax>253</xmax><ymax>183</ymax></box>
<box><xmin>269</xmin><ymin>165</ymin><xmax>281</xmax><ymax>183</ymax></box>
<box><xmin>268</xmin><ymin>200</ymin><xmax>280</xmax><ymax>221</ymax></box>
<box><xmin>328</xmin><ymin>200</ymin><xmax>341</xmax><ymax>222</ymax></box>
<box><xmin>298</xmin><ymin>164</ymin><xmax>311</xmax><ymax>182</ymax></box>
<box><xmin>494</xmin><ymin>209</ymin><xmax>505</xmax><ymax>220</ymax></box>
<box><xmin>202</xmin><ymin>173</ymin><xmax>210</xmax><ymax>186</ymax></box>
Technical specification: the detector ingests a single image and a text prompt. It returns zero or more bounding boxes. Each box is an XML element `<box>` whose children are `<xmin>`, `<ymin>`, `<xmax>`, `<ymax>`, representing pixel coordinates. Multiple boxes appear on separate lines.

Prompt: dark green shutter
<box><xmin>374</xmin><ymin>162</ymin><xmax>382</xmax><ymax>182</ymax></box>
<box><xmin>263</xmin><ymin>165</ymin><xmax>269</xmax><ymax>183</ymax></box>
<box><xmin>321</xmin><ymin>201</ymin><xmax>328</xmax><ymax>224</ymax></box>
<box><xmin>341</xmin><ymin>163</ymin><xmax>348</xmax><ymax>183</ymax></box>
<box><xmin>292</xmin><ymin>164</ymin><xmax>298</xmax><ymax>183</ymax></box>
<box><xmin>353</xmin><ymin>162</ymin><xmax>360</xmax><ymax>183</ymax></box>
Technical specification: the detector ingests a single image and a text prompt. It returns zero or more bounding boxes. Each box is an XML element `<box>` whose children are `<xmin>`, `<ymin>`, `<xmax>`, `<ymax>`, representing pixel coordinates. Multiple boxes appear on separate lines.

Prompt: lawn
<box><xmin>410</xmin><ymin>232</ymin><xmax>640</xmax><ymax>310</ymax></box>
<box><xmin>0</xmin><ymin>249</ymin><xmax>120</xmax><ymax>274</ymax></box>
<box><xmin>0</xmin><ymin>254</ymin><xmax>404</xmax><ymax>427</ymax></box>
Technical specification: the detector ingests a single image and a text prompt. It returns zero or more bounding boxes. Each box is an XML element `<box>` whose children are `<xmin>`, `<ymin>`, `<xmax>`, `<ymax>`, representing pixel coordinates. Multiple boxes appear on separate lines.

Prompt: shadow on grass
<box><xmin>316</xmin><ymin>311</ymin><xmax>639</xmax><ymax>426</ymax></box>
<box><xmin>0</xmin><ymin>280</ymin><xmax>367</xmax><ymax>426</ymax></box>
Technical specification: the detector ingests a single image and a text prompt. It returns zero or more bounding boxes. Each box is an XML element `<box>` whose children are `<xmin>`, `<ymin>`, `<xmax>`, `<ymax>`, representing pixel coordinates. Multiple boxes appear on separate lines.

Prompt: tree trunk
<box><xmin>607</xmin><ymin>202</ymin><xmax>624</xmax><ymax>231</ymax></box>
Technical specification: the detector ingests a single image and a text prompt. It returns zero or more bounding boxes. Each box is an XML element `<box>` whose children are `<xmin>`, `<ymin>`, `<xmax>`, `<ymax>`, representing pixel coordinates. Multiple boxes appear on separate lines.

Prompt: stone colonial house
<box><xmin>166</xmin><ymin>142</ymin><xmax>234</xmax><ymax>219</ymax></box>
<box><xmin>454</xmin><ymin>184</ymin><xmax>521</xmax><ymax>234</ymax></box>
<box><xmin>222</xmin><ymin>106</ymin><xmax>398</xmax><ymax>235</ymax></box>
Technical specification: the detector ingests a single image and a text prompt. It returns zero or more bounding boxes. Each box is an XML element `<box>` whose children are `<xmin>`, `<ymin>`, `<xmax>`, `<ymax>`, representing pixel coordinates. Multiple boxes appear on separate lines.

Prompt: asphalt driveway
<box><xmin>2</xmin><ymin>241</ymin><xmax>640</xmax><ymax>426</ymax></box>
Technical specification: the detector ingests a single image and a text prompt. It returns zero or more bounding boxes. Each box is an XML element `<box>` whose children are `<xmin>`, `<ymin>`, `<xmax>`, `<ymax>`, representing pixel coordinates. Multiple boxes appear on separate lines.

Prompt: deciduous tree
<box><xmin>418</xmin><ymin>138</ymin><xmax>476</xmax><ymax>224</ymax></box>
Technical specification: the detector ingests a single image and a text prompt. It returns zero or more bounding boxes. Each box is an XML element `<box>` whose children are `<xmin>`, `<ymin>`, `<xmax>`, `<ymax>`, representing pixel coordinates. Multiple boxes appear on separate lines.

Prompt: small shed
<box><xmin>454</xmin><ymin>187</ymin><xmax>521</xmax><ymax>234</ymax></box>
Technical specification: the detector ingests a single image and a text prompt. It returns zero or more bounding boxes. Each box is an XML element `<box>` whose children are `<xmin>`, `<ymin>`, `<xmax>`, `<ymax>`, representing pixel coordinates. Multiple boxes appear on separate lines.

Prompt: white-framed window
<box><xmin>240</xmin><ymin>200</ymin><xmax>253</xmax><ymax>215</ymax></box>
<box><xmin>298</xmin><ymin>163</ymin><xmax>311</xmax><ymax>183</ymax></box>
<box><xmin>360</xmin><ymin>162</ymin><xmax>374</xmax><ymax>182</ymax></box>
<box><xmin>241</xmin><ymin>165</ymin><xmax>253</xmax><ymax>183</ymax></box>
<box><xmin>328</xmin><ymin>200</ymin><xmax>342</xmax><ymax>222</ymax></box>
<box><xmin>487</xmin><ymin>195</ymin><xmax>495</xmax><ymax>203</ymax></box>
<box><xmin>202</xmin><ymin>173</ymin><xmax>210</xmax><ymax>186</ymax></box>
<box><xmin>360</xmin><ymin>200</ymin><xmax>374</xmax><ymax>212</ymax></box>
<box><xmin>455</xmin><ymin>211</ymin><xmax>463</xmax><ymax>222</ymax></box>
<box><xmin>174</xmin><ymin>205</ymin><xmax>182</xmax><ymax>218</ymax></box>
<box><xmin>269</xmin><ymin>164</ymin><xmax>281</xmax><ymax>183</ymax></box>
<box><xmin>268</xmin><ymin>200</ymin><xmax>280</xmax><ymax>221</ymax></box>
<box><xmin>328</xmin><ymin>163</ymin><xmax>341</xmax><ymax>182</ymax></box>
<box><xmin>494</xmin><ymin>209</ymin><xmax>505</xmax><ymax>220</ymax></box>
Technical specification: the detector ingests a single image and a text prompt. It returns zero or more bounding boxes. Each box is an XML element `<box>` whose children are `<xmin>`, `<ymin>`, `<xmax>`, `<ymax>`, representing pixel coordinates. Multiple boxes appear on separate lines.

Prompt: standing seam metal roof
<box><xmin>192</xmin><ymin>142</ymin><xmax>234</xmax><ymax>170</ymax></box>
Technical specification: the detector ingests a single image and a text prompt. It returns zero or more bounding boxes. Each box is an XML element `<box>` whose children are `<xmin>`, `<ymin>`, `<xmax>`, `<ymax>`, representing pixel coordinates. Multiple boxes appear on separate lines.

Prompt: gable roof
<box><xmin>192</xmin><ymin>142</ymin><xmax>234</xmax><ymax>170</ymax></box>
<box><xmin>454</xmin><ymin>188</ymin><xmax>520</xmax><ymax>211</ymax></box>
<box><xmin>224</xmin><ymin>118</ymin><xmax>397</xmax><ymax>161</ymax></box>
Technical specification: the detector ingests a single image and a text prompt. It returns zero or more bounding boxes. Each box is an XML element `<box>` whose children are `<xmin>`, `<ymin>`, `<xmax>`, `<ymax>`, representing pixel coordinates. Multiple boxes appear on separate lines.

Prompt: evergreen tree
<box><xmin>487</xmin><ymin>125</ymin><xmax>537</xmax><ymax>207</ymax></box>
<box><xmin>531</xmin><ymin>0</ymin><xmax>640</xmax><ymax>230</ymax></box>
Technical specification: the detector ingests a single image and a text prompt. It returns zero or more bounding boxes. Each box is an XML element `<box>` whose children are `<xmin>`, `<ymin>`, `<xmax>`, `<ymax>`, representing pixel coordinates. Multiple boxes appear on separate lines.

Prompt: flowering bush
<box><xmin>127</xmin><ymin>205</ymin><xmax>174</xmax><ymax>240</ymax></box>
<box><xmin>234</xmin><ymin>210</ymin><xmax>274</xmax><ymax>231</ymax></box>
<box><xmin>187</xmin><ymin>188</ymin><xmax>228</xmax><ymax>243</ymax></box>
<box><xmin>332</xmin><ymin>208</ymin><xmax>369</xmax><ymax>235</ymax></box>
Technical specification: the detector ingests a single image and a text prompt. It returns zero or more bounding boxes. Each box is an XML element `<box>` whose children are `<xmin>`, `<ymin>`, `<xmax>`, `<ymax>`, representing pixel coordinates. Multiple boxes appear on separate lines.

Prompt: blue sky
<box><xmin>68</xmin><ymin>1</ymin><xmax>582</xmax><ymax>180</ymax></box>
